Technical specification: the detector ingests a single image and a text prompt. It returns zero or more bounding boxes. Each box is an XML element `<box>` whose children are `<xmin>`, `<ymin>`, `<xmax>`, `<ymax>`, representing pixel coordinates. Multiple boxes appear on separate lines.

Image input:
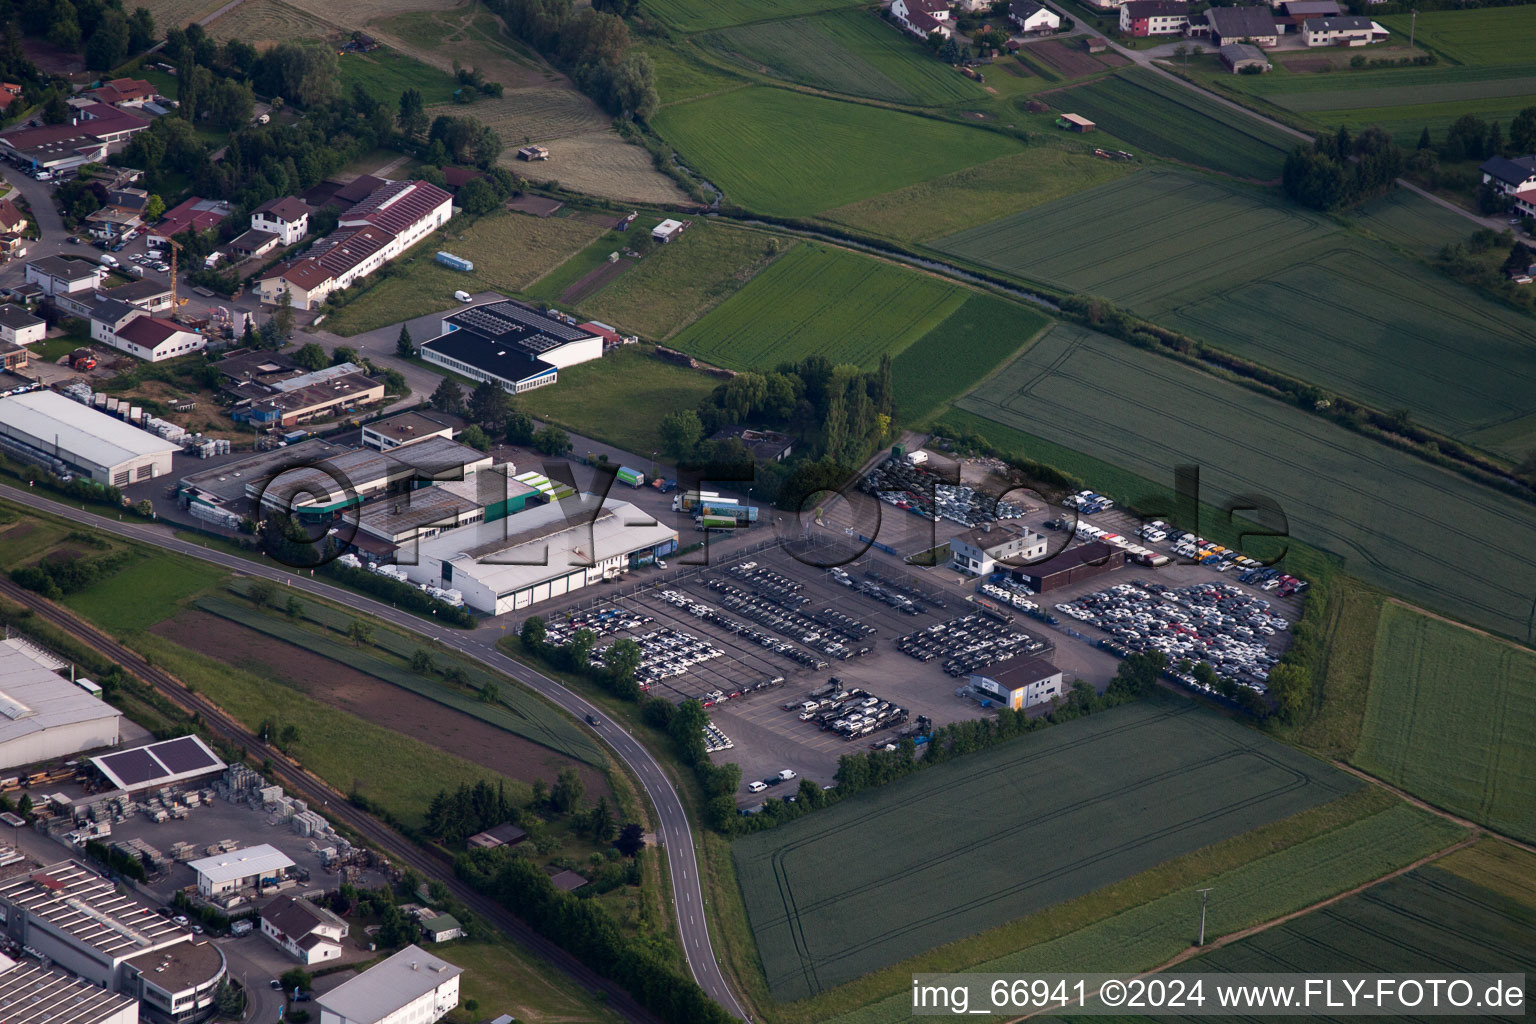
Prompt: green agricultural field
<box><xmin>814</xmin><ymin>801</ymin><xmax>1463</xmax><ymax>1024</ymax></box>
<box><xmin>62</xmin><ymin>553</ymin><xmax>226</xmax><ymax>633</ymax></box>
<box><xmin>735</xmin><ymin>699</ymin><xmax>1359</xmax><ymax>1002</ymax></box>
<box><xmin>336</xmin><ymin>47</ymin><xmax>461</xmax><ymax>107</ymax></box>
<box><xmin>937</xmin><ymin>171</ymin><xmax>1536</xmax><ymax>458</ymax></box>
<box><xmin>669</xmin><ymin>243</ymin><xmax>966</xmax><ymax>370</ymax></box>
<box><xmin>702</xmin><ymin>10</ymin><xmax>985</xmax><ymax>106</ymax></box>
<box><xmin>646</xmin><ymin>42</ymin><xmax>745</xmax><ymax>105</ymax></box>
<box><xmin>1353</xmin><ymin>603</ymin><xmax>1536</xmax><ymax>843</ymax></box>
<box><xmin>954</xmin><ymin>323</ymin><xmax>1536</xmax><ymax>642</ymax></box>
<box><xmin>1380</xmin><ymin>6</ymin><xmax>1536</xmax><ymax>65</ymax></box>
<box><xmin>642</xmin><ymin>0</ymin><xmax>864</xmax><ymax>34</ymax></box>
<box><xmin>891</xmin><ymin>294</ymin><xmax>1048</xmax><ymax>422</ymax></box>
<box><xmin>1352</xmin><ymin>188</ymin><xmax>1479</xmax><ymax>258</ymax></box>
<box><xmin>652</xmin><ymin>87</ymin><xmax>1020</xmax><ymax>218</ymax></box>
<box><xmin>1054</xmin><ymin>69</ymin><xmax>1298</xmax><ymax>179</ymax></box>
<box><xmin>578</xmin><ymin>224</ymin><xmax>790</xmax><ymax>341</ymax></box>
<box><xmin>819</xmin><ymin>147</ymin><xmax>1136</xmax><ymax>244</ymax></box>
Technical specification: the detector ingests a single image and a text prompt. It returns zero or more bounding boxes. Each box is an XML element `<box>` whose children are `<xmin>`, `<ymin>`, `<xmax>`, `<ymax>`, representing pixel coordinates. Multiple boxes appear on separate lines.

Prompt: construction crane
<box><xmin>162</xmin><ymin>235</ymin><xmax>187</xmax><ymax>309</ymax></box>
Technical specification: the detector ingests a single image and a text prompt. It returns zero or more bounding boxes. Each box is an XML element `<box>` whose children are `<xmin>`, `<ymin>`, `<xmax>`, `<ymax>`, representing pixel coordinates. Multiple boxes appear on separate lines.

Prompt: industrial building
<box><xmin>361</xmin><ymin>409</ymin><xmax>465</xmax><ymax>451</ymax></box>
<box><xmin>261</xmin><ymin>895</ymin><xmax>350</xmax><ymax>964</ymax></box>
<box><xmin>404</xmin><ymin>497</ymin><xmax>677</xmax><ymax>615</ymax></box>
<box><xmin>0</xmin><ymin>861</ymin><xmax>226</xmax><ymax>1024</ymax></box>
<box><xmin>0</xmin><ymin>951</ymin><xmax>140</xmax><ymax>1024</ymax></box>
<box><xmin>226</xmin><ymin>362</ymin><xmax>385</xmax><ymax>428</ymax></box>
<box><xmin>251</xmin><ymin>437</ymin><xmax>492</xmax><ymax>520</ymax></box>
<box><xmin>317</xmin><ymin>944</ymin><xmax>461</xmax><ymax>1024</ymax></box>
<box><xmin>88</xmin><ymin>735</ymin><xmax>227</xmax><ymax>794</ymax></box>
<box><xmin>0</xmin><ymin>303</ymin><xmax>45</xmax><ymax>346</ymax></box>
<box><xmin>949</xmin><ymin>524</ymin><xmax>1049</xmax><ymax>576</ymax></box>
<box><xmin>0</xmin><ymin>639</ymin><xmax>122</xmax><ymax>770</ymax></box>
<box><xmin>419</xmin><ymin>301</ymin><xmax>602</xmax><ymax>395</ymax></box>
<box><xmin>188</xmin><ymin>843</ymin><xmax>295</xmax><ymax>897</ymax></box>
<box><xmin>1004</xmin><ymin>541</ymin><xmax>1125</xmax><ymax>592</ymax></box>
<box><xmin>969</xmin><ymin>656</ymin><xmax>1064</xmax><ymax>710</ymax></box>
<box><xmin>0</xmin><ymin>389</ymin><xmax>179</xmax><ymax>486</ymax></box>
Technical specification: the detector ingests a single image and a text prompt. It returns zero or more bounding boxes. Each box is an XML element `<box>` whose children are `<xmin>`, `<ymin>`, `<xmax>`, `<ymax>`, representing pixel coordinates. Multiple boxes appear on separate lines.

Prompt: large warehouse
<box><xmin>404</xmin><ymin>497</ymin><xmax>677</xmax><ymax>615</ymax></box>
<box><xmin>0</xmin><ymin>639</ymin><xmax>122</xmax><ymax>770</ymax></box>
<box><xmin>419</xmin><ymin>301</ymin><xmax>602</xmax><ymax>394</ymax></box>
<box><xmin>0</xmin><ymin>389</ymin><xmax>178</xmax><ymax>486</ymax></box>
<box><xmin>0</xmin><ymin>952</ymin><xmax>139</xmax><ymax>1024</ymax></box>
<box><xmin>1005</xmin><ymin>541</ymin><xmax>1125</xmax><ymax>592</ymax></box>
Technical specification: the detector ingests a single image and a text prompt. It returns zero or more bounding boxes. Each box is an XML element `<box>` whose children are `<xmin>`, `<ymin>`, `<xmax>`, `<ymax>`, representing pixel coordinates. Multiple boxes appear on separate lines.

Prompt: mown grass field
<box><xmin>1352</xmin><ymin>603</ymin><xmax>1536</xmax><ymax>843</ymax></box>
<box><xmin>1054</xmin><ymin>69</ymin><xmax>1296</xmax><ymax>180</ymax></box>
<box><xmin>819</xmin><ymin>147</ymin><xmax>1136</xmax><ymax>244</ymax></box>
<box><xmin>322</xmin><ymin>212</ymin><xmax>607</xmax><ymax>335</ymax></box>
<box><xmin>578</xmin><ymin>224</ymin><xmax>790</xmax><ymax>341</ymax></box>
<box><xmin>701</xmin><ymin>10</ymin><xmax>985</xmax><ymax>106</ymax></box>
<box><xmin>813</xmin><ymin>800</ymin><xmax>1463</xmax><ymax>1024</ymax></box>
<box><xmin>516</xmin><ymin>346</ymin><xmax>720</xmax><ymax>456</ymax></box>
<box><xmin>954</xmin><ymin>323</ymin><xmax>1536</xmax><ymax>643</ymax></box>
<box><xmin>642</xmin><ymin>0</ymin><xmax>865</xmax><ymax>34</ymax></box>
<box><xmin>336</xmin><ymin>48</ymin><xmax>461</xmax><ymax>107</ymax></box>
<box><xmin>891</xmin><ymin>294</ymin><xmax>1048</xmax><ymax>423</ymax></box>
<box><xmin>668</xmin><ymin>243</ymin><xmax>966</xmax><ymax>370</ymax></box>
<box><xmin>61</xmin><ymin>553</ymin><xmax>226</xmax><ymax>634</ymax></box>
<box><xmin>735</xmin><ymin>699</ymin><xmax>1359</xmax><ymax>1002</ymax></box>
<box><xmin>652</xmin><ymin>87</ymin><xmax>1020</xmax><ymax>217</ymax></box>
<box><xmin>936</xmin><ymin>171</ymin><xmax>1536</xmax><ymax>458</ymax></box>
<box><xmin>1379</xmin><ymin>6</ymin><xmax>1536</xmax><ymax>65</ymax></box>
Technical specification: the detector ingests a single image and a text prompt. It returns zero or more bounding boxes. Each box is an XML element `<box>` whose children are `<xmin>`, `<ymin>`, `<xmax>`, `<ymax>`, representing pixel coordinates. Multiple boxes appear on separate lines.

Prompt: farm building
<box><xmin>362</xmin><ymin>409</ymin><xmax>466</xmax><ymax>451</ymax></box>
<box><xmin>466</xmin><ymin>822</ymin><xmax>528</xmax><ymax>849</ymax></box>
<box><xmin>1003</xmin><ymin>540</ymin><xmax>1125</xmax><ymax>592</ymax></box>
<box><xmin>1119</xmin><ymin>0</ymin><xmax>1189</xmax><ymax>34</ymax></box>
<box><xmin>651</xmin><ymin>218</ymin><xmax>688</xmax><ymax>243</ymax></box>
<box><xmin>1009</xmin><ymin>0</ymin><xmax>1062</xmax><ymax>32</ymax></box>
<box><xmin>1277</xmin><ymin>0</ymin><xmax>1339</xmax><ymax>25</ymax></box>
<box><xmin>0</xmin><ymin>953</ymin><xmax>139</xmax><ymax>1024</ymax></box>
<box><xmin>1057</xmin><ymin>113</ymin><xmax>1096</xmax><ymax>132</ymax></box>
<box><xmin>1221</xmin><ymin>42</ymin><xmax>1272</xmax><ymax>71</ymax></box>
<box><xmin>1085</xmin><ymin>35</ymin><xmax>1109</xmax><ymax>51</ymax></box>
<box><xmin>1203</xmin><ymin>5</ymin><xmax>1281</xmax><ymax>45</ymax></box>
<box><xmin>1480</xmin><ymin>155</ymin><xmax>1536</xmax><ymax>196</ymax></box>
<box><xmin>1299</xmin><ymin>15</ymin><xmax>1383</xmax><ymax>45</ymax></box>
<box><xmin>261</xmin><ymin>895</ymin><xmax>350</xmax><ymax>964</ymax></box>
<box><xmin>0</xmin><ymin>303</ymin><xmax>44</xmax><ymax>346</ymax></box>
<box><xmin>0</xmin><ymin>389</ymin><xmax>178</xmax><ymax>486</ymax></box>
<box><xmin>188</xmin><ymin>844</ymin><xmax>294</xmax><ymax>897</ymax></box>
<box><xmin>969</xmin><ymin>656</ymin><xmax>1064</xmax><ymax>710</ymax></box>
<box><xmin>949</xmin><ymin>523</ymin><xmax>1049</xmax><ymax>576</ymax></box>
<box><xmin>420</xmin><ymin>301</ymin><xmax>603</xmax><ymax>395</ymax></box>
<box><xmin>89</xmin><ymin>735</ymin><xmax>227</xmax><ymax>793</ymax></box>
<box><xmin>0</xmin><ymin>639</ymin><xmax>122</xmax><ymax>770</ymax></box>
<box><xmin>403</xmin><ymin>497</ymin><xmax>678</xmax><ymax>615</ymax></box>
<box><xmin>517</xmin><ymin>145</ymin><xmax>550</xmax><ymax>160</ymax></box>
<box><xmin>419</xmin><ymin>913</ymin><xmax>462</xmax><ymax>943</ymax></box>
<box><xmin>891</xmin><ymin>0</ymin><xmax>954</xmax><ymax>38</ymax></box>
<box><xmin>316</xmin><ymin>944</ymin><xmax>460</xmax><ymax>1024</ymax></box>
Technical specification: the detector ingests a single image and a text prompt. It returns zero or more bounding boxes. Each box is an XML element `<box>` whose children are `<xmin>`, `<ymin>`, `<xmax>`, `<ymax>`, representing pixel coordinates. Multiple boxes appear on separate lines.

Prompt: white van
<box><xmin>454</xmin><ymin>290</ymin><xmax>473</xmax><ymax>303</ymax></box>
<box><xmin>98</xmin><ymin>253</ymin><xmax>119</xmax><ymax>268</ymax></box>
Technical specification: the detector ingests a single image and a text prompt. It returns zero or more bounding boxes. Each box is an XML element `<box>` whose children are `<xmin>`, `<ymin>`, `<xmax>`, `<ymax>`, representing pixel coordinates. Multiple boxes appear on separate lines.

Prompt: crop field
<box><xmin>667</xmin><ymin>243</ymin><xmax>966</xmax><ymax>370</ymax></box>
<box><xmin>1353</xmin><ymin>188</ymin><xmax>1479</xmax><ymax>258</ymax></box>
<box><xmin>138</xmin><ymin>0</ymin><xmax>225</xmax><ymax>31</ymax></box>
<box><xmin>578</xmin><ymin>224</ymin><xmax>790</xmax><ymax>341</ymax></box>
<box><xmin>735</xmin><ymin>699</ymin><xmax>1359</xmax><ymax>1001</ymax></box>
<box><xmin>1352</xmin><ymin>603</ymin><xmax>1536</xmax><ymax>843</ymax></box>
<box><xmin>936</xmin><ymin>171</ymin><xmax>1536</xmax><ymax>457</ymax></box>
<box><xmin>1054</xmin><ymin>69</ymin><xmax>1297</xmax><ymax>180</ymax></box>
<box><xmin>204</xmin><ymin>0</ymin><xmax>340</xmax><ymax>44</ymax></box>
<box><xmin>642</xmin><ymin>0</ymin><xmax>866</xmax><ymax>34</ymax></box>
<box><xmin>1379</xmin><ymin>6</ymin><xmax>1536</xmax><ymax>65</ymax></box>
<box><xmin>322</xmin><ymin>211</ymin><xmax>607</xmax><ymax>335</ymax></box>
<box><xmin>513</xmin><ymin>131</ymin><xmax>688</xmax><ymax>204</ymax></box>
<box><xmin>62</xmin><ymin>554</ymin><xmax>226</xmax><ymax>634</ymax></box>
<box><xmin>374</xmin><ymin>6</ymin><xmax>549</xmax><ymax>80</ymax></box>
<box><xmin>702</xmin><ymin>11</ymin><xmax>985</xmax><ymax>106</ymax></box>
<box><xmin>336</xmin><ymin>48</ymin><xmax>461</xmax><ymax>107</ymax></box>
<box><xmin>652</xmin><ymin>87</ymin><xmax>1020</xmax><ymax>217</ymax></box>
<box><xmin>281</xmin><ymin>0</ymin><xmax>463</xmax><ymax>31</ymax></box>
<box><xmin>819</xmin><ymin>147</ymin><xmax>1136</xmax><ymax>244</ymax></box>
<box><xmin>955</xmin><ymin>323</ymin><xmax>1536</xmax><ymax>642</ymax></box>
<box><xmin>891</xmin><ymin>294</ymin><xmax>1048</xmax><ymax>423</ymax></box>
<box><xmin>1267</xmin><ymin>71</ymin><xmax>1536</xmax><ymax>114</ymax></box>
<box><xmin>814</xmin><ymin>801</ymin><xmax>1462</xmax><ymax>1024</ymax></box>
<box><xmin>647</xmin><ymin>42</ymin><xmax>745</xmax><ymax>105</ymax></box>
<box><xmin>429</xmin><ymin>90</ymin><xmax>609</xmax><ymax>148</ymax></box>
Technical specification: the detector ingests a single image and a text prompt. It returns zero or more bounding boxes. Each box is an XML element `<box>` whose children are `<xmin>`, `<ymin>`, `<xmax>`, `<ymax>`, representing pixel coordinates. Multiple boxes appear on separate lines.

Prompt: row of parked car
<box><xmin>657</xmin><ymin>588</ymin><xmax>824</xmax><ymax>669</ymax></box>
<box><xmin>897</xmin><ymin>612</ymin><xmax>1048</xmax><ymax>677</ymax></box>
<box><xmin>786</xmin><ymin>686</ymin><xmax>910</xmax><ymax>741</ymax></box>
<box><xmin>864</xmin><ymin>457</ymin><xmax>1027</xmax><ymax>527</ymax></box>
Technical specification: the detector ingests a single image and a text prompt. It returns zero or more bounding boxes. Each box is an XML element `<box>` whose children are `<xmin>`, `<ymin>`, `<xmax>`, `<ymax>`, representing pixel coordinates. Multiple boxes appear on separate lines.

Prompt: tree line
<box><xmin>1282</xmin><ymin>125</ymin><xmax>1402</xmax><ymax>212</ymax></box>
<box><xmin>9</xmin><ymin>0</ymin><xmax>155</xmax><ymax>72</ymax></box>
<box><xmin>485</xmin><ymin>0</ymin><xmax>658</xmax><ymax>120</ymax></box>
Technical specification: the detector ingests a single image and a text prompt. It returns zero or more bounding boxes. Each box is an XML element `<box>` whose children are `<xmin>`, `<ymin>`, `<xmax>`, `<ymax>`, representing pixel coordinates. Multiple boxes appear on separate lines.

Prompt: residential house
<box><xmin>1204</xmin><ymin>5</ymin><xmax>1280</xmax><ymax>45</ymax></box>
<box><xmin>88</xmin><ymin>77</ymin><xmax>157</xmax><ymax>108</ymax></box>
<box><xmin>26</xmin><ymin>255</ymin><xmax>104</xmax><ymax>296</ymax></box>
<box><xmin>251</xmin><ymin>196</ymin><xmax>311</xmax><ymax>246</ymax></box>
<box><xmin>261</xmin><ymin>895</ymin><xmax>350</xmax><ymax>964</ymax></box>
<box><xmin>1480</xmin><ymin>155</ymin><xmax>1536</xmax><ymax>196</ymax></box>
<box><xmin>1120</xmin><ymin>0</ymin><xmax>1189</xmax><ymax>35</ymax></box>
<box><xmin>891</xmin><ymin>0</ymin><xmax>954</xmax><ymax>38</ymax></box>
<box><xmin>85</xmin><ymin>186</ymin><xmax>150</xmax><ymax>239</ymax></box>
<box><xmin>1010</xmin><ymin>0</ymin><xmax>1062</xmax><ymax>32</ymax></box>
<box><xmin>949</xmin><ymin>523</ymin><xmax>1049</xmax><ymax>576</ymax></box>
<box><xmin>1510</xmin><ymin>186</ymin><xmax>1536</xmax><ymax>219</ymax></box>
<box><xmin>0</xmin><ymin>304</ymin><xmax>44</xmax><ymax>346</ymax></box>
<box><xmin>228</xmin><ymin>228</ymin><xmax>281</xmax><ymax>260</ymax></box>
<box><xmin>1299</xmin><ymin>15</ymin><xmax>1382</xmax><ymax>45</ymax></box>
<box><xmin>465</xmin><ymin>822</ymin><xmax>528</xmax><ymax>849</ymax></box>
<box><xmin>150</xmin><ymin>197</ymin><xmax>231</xmax><ymax>244</ymax></box>
<box><xmin>0</xmin><ymin>199</ymin><xmax>26</xmax><ymax>236</ymax></box>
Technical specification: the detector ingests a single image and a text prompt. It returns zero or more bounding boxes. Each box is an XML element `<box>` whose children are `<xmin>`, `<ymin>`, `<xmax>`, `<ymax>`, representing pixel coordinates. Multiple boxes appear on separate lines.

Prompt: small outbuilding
<box><xmin>1220</xmin><ymin>42</ymin><xmax>1271</xmax><ymax>72</ymax></box>
<box><xmin>651</xmin><ymin>218</ymin><xmax>687</xmax><ymax>243</ymax></box>
<box><xmin>1056</xmin><ymin>113</ymin><xmax>1096</xmax><ymax>132</ymax></box>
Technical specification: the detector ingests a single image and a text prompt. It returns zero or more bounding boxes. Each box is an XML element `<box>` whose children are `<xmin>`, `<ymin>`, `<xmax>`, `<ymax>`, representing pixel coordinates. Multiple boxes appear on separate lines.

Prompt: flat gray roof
<box><xmin>0</xmin><ymin>642</ymin><xmax>120</xmax><ymax>750</ymax></box>
<box><xmin>0</xmin><ymin>954</ymin><xmax>139</xmax><ymax>1024</ymax></box>
<box><xmin>317</xmin><ymin>944</ymin><xmax>462</xmax><ymax>1024</ymax></box>
<box><xmin>0</xmin><ymin>390</ymin><xmax>177</xmax><ymax>471</ymax></box>
<box><xmin>0</xmin><ymin>861</ymin><xmax>189</xmax><ymax>960</ymax></box>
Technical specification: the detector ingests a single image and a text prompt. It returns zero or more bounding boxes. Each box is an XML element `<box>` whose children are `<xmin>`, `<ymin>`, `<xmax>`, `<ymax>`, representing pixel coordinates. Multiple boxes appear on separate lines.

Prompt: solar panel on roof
<box><xmin>521</xmin><ymin>334</ymin><xmax>559</xmax><ymax>353</ymax></box>
<box><xmin>98</xmin><ymin>749</ymin><xmax>163</xmax><ymax>787</ymax></box>
<box><xmin>150</xmin><ymin>736</ymin><xmax>218</xmax><ymax>774</ymax></box>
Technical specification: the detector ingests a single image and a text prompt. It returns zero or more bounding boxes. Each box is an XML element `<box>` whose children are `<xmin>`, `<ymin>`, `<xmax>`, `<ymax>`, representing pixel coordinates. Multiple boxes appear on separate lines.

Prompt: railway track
<box><xmin>0</xmin><ymin>576</ymin><xmax>660</xmax><ymax>1024</ymax></box>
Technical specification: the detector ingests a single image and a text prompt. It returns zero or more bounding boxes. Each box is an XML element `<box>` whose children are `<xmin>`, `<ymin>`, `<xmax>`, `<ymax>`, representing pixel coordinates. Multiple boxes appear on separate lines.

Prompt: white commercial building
<box><xmin>949</xmin><ymin>524</ymin><xmax>1049</xmax><ymax>576</ymax></box>
<box><xmin>0</xmin><ymin>304</ymin><xmax>45</xmax><ymax>346</ymax></box>
<box><xmin>405</xmin><ymin>497</ymin><xmax>678</xmax><ymax>615</ymax></box>
<box><xmin>0</xmin><ymin>640</ymin><xmax>122</xmax><ymax>770</ymax></box>
<box><xmin>0</xmin><ymin>951</ymin><xmax>140</xmax><ymax>1024</ymax></box>
<box><xmin>317</xmin><ymin>944</ymin><xmax>461</xmax><ymax>1024</ymax></box>
<box><xmin>969</xmin><ymin>656</ymin><xmax>1064</xmax><ymax>711</ymax></box>
<box><xmin>420</xmin><ymin>301</ymin><xmax>603</xmax><ymax>395</ymax></box>
<box><xmin>188</xmin><ymin>844</ymin><xmax>294</xmax><ymax>897</ymax></box>
<box><xmin>0</xmin><ymin>389</ymin><xmax>179</xmax><ymax>487</ymax></box>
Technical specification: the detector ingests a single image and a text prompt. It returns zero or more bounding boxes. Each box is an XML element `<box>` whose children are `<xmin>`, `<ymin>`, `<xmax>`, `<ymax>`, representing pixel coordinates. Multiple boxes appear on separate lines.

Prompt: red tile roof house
<box><xmin>891</xmin><ymin>0</ymin><xmax>955</xmax><ymax>39</ymax></box>
<box><xmin>88</xmin><ymin>77</ymin><xmax>157</xmax><ymax>108</ymax></box>
<box><xmin>0</xmin><ymin>198</ymin><xmax>26</xmax><ymax>236</ymax></box>
<box><xmin>106</xmin><ymin>314</ymin><xmax>206</xmax><ymax>362</ymax></box>
<box><xmin>149</xmin><ymin>197</ymin><xmax>232</xmax><ymax>244</ymax></box>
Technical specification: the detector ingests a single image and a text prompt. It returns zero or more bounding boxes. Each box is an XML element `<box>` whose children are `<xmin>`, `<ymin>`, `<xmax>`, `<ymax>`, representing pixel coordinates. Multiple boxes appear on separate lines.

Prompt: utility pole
<box><xmin>1196</xmin><ymin>888</ymin><xmax>1214</xmax><ymax>946</ymax></box>
<box><xmin>1409</xmin><ymin>9</ymin><xmax>1417</xmax><ymax>51</ymax></box>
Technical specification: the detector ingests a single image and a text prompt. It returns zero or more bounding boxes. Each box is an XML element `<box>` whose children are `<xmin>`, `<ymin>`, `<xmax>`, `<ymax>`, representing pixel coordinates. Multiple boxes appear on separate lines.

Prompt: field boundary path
<box><xmin>0</xmin><ymin>483</ymin><xmax>750</xmax><ymax>1021</ymax></box>
<box><xmin>1330</xmin><ymin>759</ymin><xmax>1536</xmax><ymax>856</ymax></box>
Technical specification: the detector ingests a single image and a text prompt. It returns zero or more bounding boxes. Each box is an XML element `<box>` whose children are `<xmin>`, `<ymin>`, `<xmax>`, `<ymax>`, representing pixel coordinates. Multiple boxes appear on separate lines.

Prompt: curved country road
<box><xmin>0</xmin><ymin>484</ymin><xmax>747</xmax><ymax>1021</ymax></box>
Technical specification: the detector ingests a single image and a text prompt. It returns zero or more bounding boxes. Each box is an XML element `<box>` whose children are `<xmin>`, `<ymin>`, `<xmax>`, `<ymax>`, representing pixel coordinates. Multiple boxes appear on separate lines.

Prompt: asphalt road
<box><xmin>0</xmin><ymin>482</ymin><xmax>748</xmax><ymax>1020</ymax></box>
